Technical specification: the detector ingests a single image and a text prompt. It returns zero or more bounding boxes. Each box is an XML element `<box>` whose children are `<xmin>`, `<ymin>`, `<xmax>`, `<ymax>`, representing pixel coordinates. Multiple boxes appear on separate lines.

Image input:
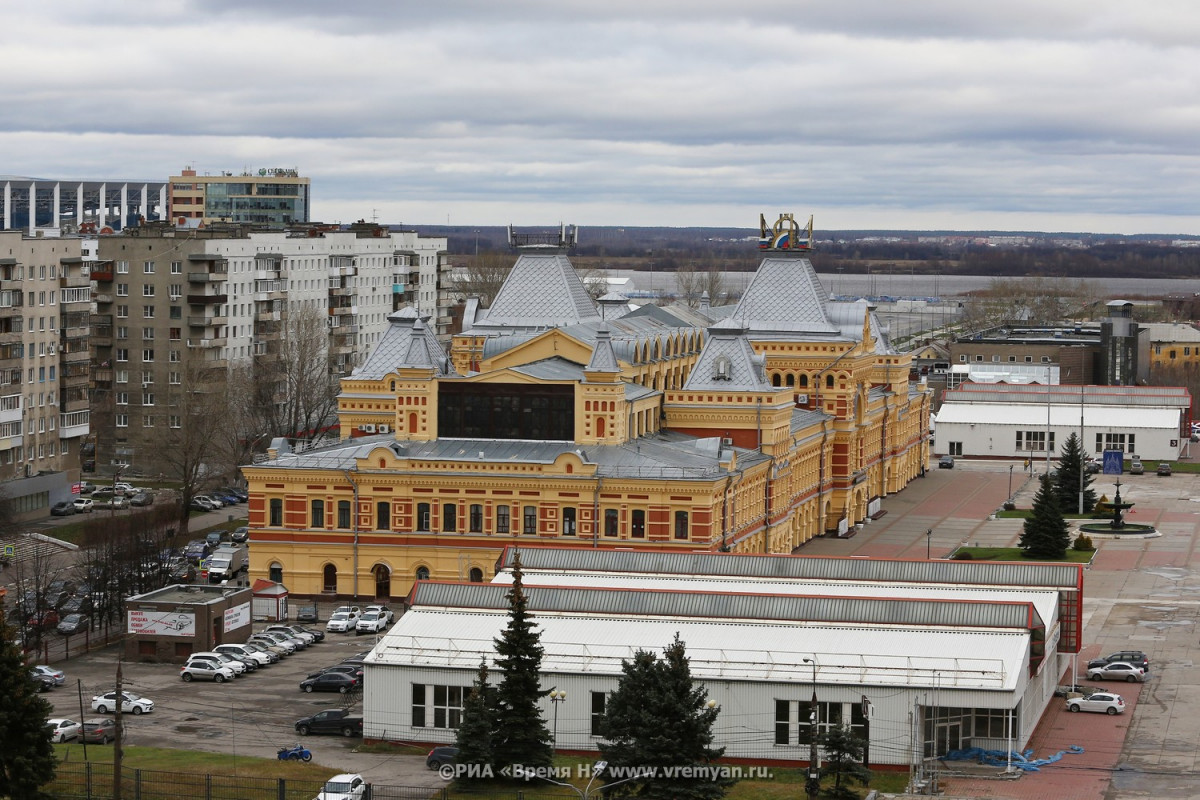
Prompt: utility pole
<box><xmin>803</xmin><ymin>657</ymin><xmax>820</xmax><ymax>800</ymax></box>
<box><xmin>114</xmin><ymin>657</ymin><xmax>124</xmax><ymax>800</ymax></box>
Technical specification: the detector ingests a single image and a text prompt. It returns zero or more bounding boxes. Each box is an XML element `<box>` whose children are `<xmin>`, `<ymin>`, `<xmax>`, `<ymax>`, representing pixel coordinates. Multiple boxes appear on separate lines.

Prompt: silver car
<box><xmin>1086</xmin><ymin>662</ymin><xmax>1147</xmax><ymax>683</ymax></box>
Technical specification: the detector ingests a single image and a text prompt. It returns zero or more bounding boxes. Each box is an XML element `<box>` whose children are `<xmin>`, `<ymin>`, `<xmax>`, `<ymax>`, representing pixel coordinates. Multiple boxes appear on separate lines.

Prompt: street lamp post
<box><xmin>549</xmin><ymin>689</ymin><xmax>566</xmax><ymax>749</ymax></box>
<box><xmin>529</xmin><ymin>760</ymin><xmax>651</xmax><ymax>799</ymax></box>
<box><xmin>802</xmin><ymin>657</ymin><xmax>819</xmax><ymax>800</ymax></box>
<box><xmin>926</xmin><ymin>528</ymin><xmax>932</xmax><ymax>560</ymax></box>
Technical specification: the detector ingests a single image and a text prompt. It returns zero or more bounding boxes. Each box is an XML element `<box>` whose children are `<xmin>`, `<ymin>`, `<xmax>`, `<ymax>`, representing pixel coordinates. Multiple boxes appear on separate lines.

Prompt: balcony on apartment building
<box><xmin>0</xmin><ymin>342</ymin><xmax>24</xmax><ymax>367</ymax></box>
<box><xmin>328</xmin><ymin>276</ymin><xmax>356</xmax><ymax>297</ymax></box>
<box><xmin>0</xmin><ymin>420</ymin><xmax>22</xmax><ymax>452</ymax></box>
<box><xmin>0</xmin><ymin>393</ymin><xmax>21</xmax><ymax>425</ymax></box>
<box><xmin>186</xmin><ymin>291</ymin><xmax>228</xmax><ymax>305</ymax></box>
<box><xmin>92</xmin><ymin>366</ymin><xmax>113</xmax><ymax>390</ymax></box>
<box><xmin>187</xmin><ymin>253</ymin><xmax>229</xmax><ymax>284</ymax></box>
<box><xmin>254</xmin><ymin>253</ymin><xmax>286</xmax><ymax>281</ymax></box>
<box><xmin>328</xmin><ymin>255</ymin><xmax>356</xmax><ymax>277</ymax></box>
<box><xmin>254</xmin><ymin>320</ymin><xmax>282</xmax><ymax>340</ymax></box>
<box><xmin>254</xmin><ymin>302</ymin><xmax>286</xmax><ymax>322</ymax></box>
<box><xmin>60</xmin><ymin>336</ymin><xmax>90</xmax><ymax>363</ymax></box>
<box><xmin>254</xmin><ymin>279</ymin><xmax>287</xmax><ymax>302</ymax></box>
<box><xmin>59</xmin><ymin>409</ymin><xmax>90</xmax><ymax>439</ymax></box>
<box><xmin>188</xmin><ymin>312</ymin><xmax>228</xmax><ymax>329</ymax></box>
<box><xmin>89</xmin><ymin>261</ymin><xmax>115</xmax><ymax>282</ymax></box>
<box><xmin>59</xmin><ymin>362</ymin><xmax>91</xmax><ymax>389</ymax></box>
<box><xmin>59</xmin><ymin>286</ymin><xmax>92</xmax><ymax>306</ymax></box>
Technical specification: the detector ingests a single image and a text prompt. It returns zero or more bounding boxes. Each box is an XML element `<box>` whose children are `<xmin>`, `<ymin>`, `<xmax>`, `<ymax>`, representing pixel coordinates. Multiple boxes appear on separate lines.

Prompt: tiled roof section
<box><xmin>683</xmin><ymin>319</ymin><xmax>771</xmax><ymax>391</ymax></box>
<box><xmin>585</xmin><ymin>326</ymin><xmax>621</xmax><ymax>374</ymax></box>
<box><xmin>473</xmin><ymin>253</ymin><xmax>601</xmax><ymax>329</ymax></box>
<box><xmin>253</xmin><ymin>429</ymin><xmax>767</xmax><ymax>480</ymax></box>
<box><xmin>733</xmin><ymin>256</ymin><xmax>838</xmax><ymax>335</ymax></box>
<box><xmin>827</xmin><ymin>300</ymin><xmax>896</xmax><ymax>353</ymax></box>
<box><xmin>352</xmin><ymin>310</ymin><xmax>454</xmax><ymax>379</ymax></box>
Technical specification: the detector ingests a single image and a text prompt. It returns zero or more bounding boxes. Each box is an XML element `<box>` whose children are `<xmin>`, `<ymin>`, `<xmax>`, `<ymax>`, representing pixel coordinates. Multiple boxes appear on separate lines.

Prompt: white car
<box><xmin>315</xmin><ymin>773</ymin><xmax>368</xmax><ymax>800</ymax></box>
<box><xmin>114</xmin><ymin>482</ymin><xmax>136</xmax><ymax>496</ymax></box>
<box><xmin>250</xmin><ymin>633</ymin><xmax>296</xmax><ymax>654</ymax></box>
<box><xmin>355</xmin><ymin>611</ymin><xmax>388</xmax><ymax>635</ymax></box>
<box><xmin>91</xmin><ymin>691</ymin><xmax>154</xmax><ymax>715</ymax></box>
<box><xmin>46</xmin><ymin>718</ymin><xmax>82</xmax><ymax>742</ymax></box>
<box><xmin>1066</xmin><ymin>691</ymin><xmax>1125</xmax><ymax>715</ymax></box>
<box><xmin>325</xmin><ymin>612</ymin><xmax>355</xmax><ymax>633</ymax></box>
<box><xmin>180</xmin><ymin>661</ymin><xmax>236</xmax><ymax>683</ymax></box>
<box><xmin>364</xmin><ymin>604</ymin><xmax>394</xmax><ymax>624</ymax></box>
<box><xmin>333</xmin><ymin>605</ymin><xmax>362</xmax><ymax>622</ymax></box>
<box><xmin>215</xmin><ymin>643</ymin><xmax>272</xmax><ymax>667</ymax></box>
<box><xmin>189</xmin><ymin>651</ymin><xmax>247</xmax><ymax>675</ymax></box>
<box><xmin>73</xmin><ymin>497</ymin><xmax>94</xmax><ymax>513</ymax></box>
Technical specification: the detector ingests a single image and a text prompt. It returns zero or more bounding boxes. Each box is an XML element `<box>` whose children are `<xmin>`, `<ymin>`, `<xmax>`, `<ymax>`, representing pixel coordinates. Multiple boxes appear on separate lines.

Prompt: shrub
<box><xmin>952</xmin><ymin>551</ymin><xmax>973</xmax><ymax>560</ymax></box>
<box><xmin>1072</xmin><ymin>534</ymin><xmax>1095</xmax><ymax>552</ymax></box>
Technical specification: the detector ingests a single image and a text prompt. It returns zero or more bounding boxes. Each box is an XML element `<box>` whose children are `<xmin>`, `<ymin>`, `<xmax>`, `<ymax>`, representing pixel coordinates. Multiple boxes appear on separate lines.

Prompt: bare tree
<box><xmin>447</xmin><ymin>251</ymin><xmax>513</xmax><ymax>308</ymax></box>
<box><xmin>577</xmin><ymin>265</ymin><xmax>610</xmax><ymax>301</ymax></box>
<box><xmin>148</xmin><ymin>359</ymin><xmax>228</xmax><ymax>535</ymax></box>
<box><xmin>675</xmin><ymin>268</ymin><xmax>728</xmax><ymax>309</ymax></box>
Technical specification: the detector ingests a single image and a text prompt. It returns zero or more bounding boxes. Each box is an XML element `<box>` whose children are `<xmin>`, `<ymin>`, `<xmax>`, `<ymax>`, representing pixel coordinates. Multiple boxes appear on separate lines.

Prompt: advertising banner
<box><xmin>127</xmin><ymin>609</ymin><xmax>196</xmax><ymax>637</ymax></box>
<box><xmin>223</xmin><ymin>602</ymin><xmax>251</xmax><ymax>633</ymax></box>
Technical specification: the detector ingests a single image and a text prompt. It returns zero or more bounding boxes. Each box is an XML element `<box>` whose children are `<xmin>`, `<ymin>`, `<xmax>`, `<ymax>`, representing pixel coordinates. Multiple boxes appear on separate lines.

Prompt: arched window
<box><xmin>826</xmin><ymin>374</ymin><xmax>835</xmax><ymax>388</ymax></box>
<box><xmin>799</xmin><ymin>374</ymin><xmax>809</xmax><ymax>388</ymax></box>
<box><xmin>469</xmin><ymin>567</ymin><xmax>484</xmax><ymax>583</ymax></box>
<box><xmin>596</xmin><ymin>417</ymin><xmax>606</xmax><ymax>438</ymax></box>
<box><xmin>268</xmin><ymin>563</ymin><xmax>283</xmax><ymax>583</ymax></box>
<box><xmin>322</xmin><ymin>564</ymin><xmax>338</xmax><ymax>593</ymax></box>
<box><xmin>415</xmin><ymin>566</ymin><xmax>430</xmax><ymax>581</ymax></box>
<box><xmin>408</xmin><ymin>411</ymin><xmax>418</xmax><ymax>433</ymax></box>
<box><xmin>786</xmin><ymin>373</ymin><xmax>795</xmax><ymax>387</ymax></box>
<box><xmin>772</xmin><ymin>374</ymin><xmax>782</xmax><ymax>387</ymax></box>
<box><xmin>390</xmin><ymin>380</ymin><xmax>396</xmax><ymax>392</ymax></box>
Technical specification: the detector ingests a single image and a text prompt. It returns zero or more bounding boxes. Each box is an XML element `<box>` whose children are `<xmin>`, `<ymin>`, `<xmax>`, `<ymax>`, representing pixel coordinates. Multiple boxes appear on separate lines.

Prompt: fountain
<box><xmin>1079</xmin><ymin>479</ymin><xmax>1156</xmax><ymax>536</ymax></box>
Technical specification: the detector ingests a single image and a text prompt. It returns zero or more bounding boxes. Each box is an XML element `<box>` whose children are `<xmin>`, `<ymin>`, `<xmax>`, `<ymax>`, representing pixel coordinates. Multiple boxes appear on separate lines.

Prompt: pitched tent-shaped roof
<box><xmin>352</xmin><ymin>308</ymin><xmax>454</xmax><ymax>379</ymax></box>
<box><xmin>732</xmin><ymin>255</ymin><xmax>839</xmax><ymax>336</ymax></box>
<box><xmin>472</xmin><ymin>253</ymin><xmax>601</xmax><ymax>330</ymax></box>
<box><xmin>683</xmin><ymin>319</ymin><xmax>772</xmax><ymax>391</ymax></box>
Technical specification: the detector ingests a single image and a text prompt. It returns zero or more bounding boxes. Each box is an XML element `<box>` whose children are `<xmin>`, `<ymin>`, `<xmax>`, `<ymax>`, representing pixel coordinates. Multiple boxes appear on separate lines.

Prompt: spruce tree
<box><xmin>491</xmin><ymin>551</ymin><xmax>552</xmax><ymax>773</ymax></box>
<box><xmin>0</xmin><ymin>600</ymin><xmax>57</xmax><ymax>800</ymax></box>
<box><xmin>1019</xmin><ymin>474</ymin><xmax>1071</xmax><ymax>559</ymax></box>
<box><xmin>1054</xmin><ymin>433</ymin><xmax>1097</xmax><ymax>513</ymax></box>
<box><xmin>600</xmin><ymin>634</ymin><xmax>732</xmax><ymax>800</ymax></box>
<box><xmin>454</xmin><ymin>657</ymin><xmax>497</xmax><ymax>782</ymax></box>
<box><xmin>819</xmin><ymin>724</ymin><xmax>871</xmax><ymax>800</ymax></box>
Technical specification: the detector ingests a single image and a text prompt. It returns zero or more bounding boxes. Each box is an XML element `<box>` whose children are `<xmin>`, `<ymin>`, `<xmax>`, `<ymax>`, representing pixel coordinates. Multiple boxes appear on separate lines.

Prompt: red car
<box><xmin>27</xmin><ymin>610</ymin><xmax>60</xmax><ymax>630</ymax></box>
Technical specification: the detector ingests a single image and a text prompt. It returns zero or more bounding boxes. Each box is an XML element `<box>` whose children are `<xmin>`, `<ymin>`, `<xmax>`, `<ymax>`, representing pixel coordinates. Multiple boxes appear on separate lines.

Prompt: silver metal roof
<box><xmin>409</xmin><ymin>581</ymin><xmax>1043</xmax><ymax>631</ymax></box>
<box><xmin>732</xmin><ymin>256</ymin><xmax>839</xmax><ymax>335</ymax></box>
<box><xmin>946</xmin><ymin>383</ymin><xmax>1191</xmax><ymax>408</ymax></box>
<box><xmin>472</xmin><ymin>253</ymin><xmax>601</xmax><ymax>329</ymax></box>
<box><xmin>497</xmin><ymin>546</ymin><xmax>1082</xmax><ymax>591</ymax></box>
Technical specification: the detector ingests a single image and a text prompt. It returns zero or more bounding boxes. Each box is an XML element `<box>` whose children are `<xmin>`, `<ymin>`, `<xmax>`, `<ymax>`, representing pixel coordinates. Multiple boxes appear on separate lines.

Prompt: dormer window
<box><xmin>713</xmin><ymin>355</ymin><xmax>732</xmax><ymax>381</ymax></box>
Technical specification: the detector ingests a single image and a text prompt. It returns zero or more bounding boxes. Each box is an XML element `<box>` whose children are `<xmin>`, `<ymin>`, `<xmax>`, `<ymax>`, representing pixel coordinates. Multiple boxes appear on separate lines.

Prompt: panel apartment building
<box><xmin>0</xmin><ymin>231</ymin><xmax>92</xmax><ymax>515</ymax></box>
<box><xmin>91</xmin><ymin>223</ymin><xmax>448</xmax><ymax>476</ymax></box>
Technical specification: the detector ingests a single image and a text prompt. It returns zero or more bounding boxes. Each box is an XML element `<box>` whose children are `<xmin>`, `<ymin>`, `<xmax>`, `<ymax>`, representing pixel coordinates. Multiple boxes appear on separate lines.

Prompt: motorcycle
<box><xmin>277</xmin><ymin>743</ymin><xmax>313</xmax><ymax>762</ymax></box>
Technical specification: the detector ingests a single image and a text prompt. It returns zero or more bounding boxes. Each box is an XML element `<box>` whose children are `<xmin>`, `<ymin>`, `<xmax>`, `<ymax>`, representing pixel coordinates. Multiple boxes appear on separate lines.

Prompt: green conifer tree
<box><xmin>1019</xmin><ymin>473</ymin><xmax>1071</xmax><ymax>559</ymax></box>
<box><xmin>600</xmin><ymin>634</ymin><xmax>732</xmax><ymax>800</ymax></box>
<box><xmin>454</xmin><ymin>657</ymin><xmax>497</xmax><ymax>782</ymax></box>
<box><xmin>1054</xmin><ymin>433</ymin><xmax>1097</xmax><ymax>513</ymax></box>
<box><xmin>0</xmin><ymin>601</ymin><xmax>57</xmax><ymax>799</ymax></box>
<box><xmin>491</xmin><ymin>551</ymin><xmax>552</xmax><ymax>773</ymax></box>
<box><xmin>818</xmin><ymin>724</ymin><xmax>871</xmax><ymax>799</ymax></box>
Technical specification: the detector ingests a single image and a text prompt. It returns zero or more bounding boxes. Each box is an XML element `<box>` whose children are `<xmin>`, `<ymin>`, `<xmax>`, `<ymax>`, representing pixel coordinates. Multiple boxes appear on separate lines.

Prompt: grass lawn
<box><xmin>996</xmin><ymin>510</ymin><xmax>1092</xmax><ymax>520</ymax></box>
<box><xmin>56</xmin><ymin>743</ymin><xmax>334</xmax><ymax>777</ymax></box>
<box><xmin>951</xmin><ymin>546</ymin><xmax>1095</xmax><ymax>563</ymax></box>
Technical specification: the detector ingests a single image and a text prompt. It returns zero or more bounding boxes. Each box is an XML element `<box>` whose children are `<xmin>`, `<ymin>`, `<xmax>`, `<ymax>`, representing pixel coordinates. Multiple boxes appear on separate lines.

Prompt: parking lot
<box><xmin>40</xmin><ymin>617</ymin><xmax>446</xmax><ymax>789</ymax></box>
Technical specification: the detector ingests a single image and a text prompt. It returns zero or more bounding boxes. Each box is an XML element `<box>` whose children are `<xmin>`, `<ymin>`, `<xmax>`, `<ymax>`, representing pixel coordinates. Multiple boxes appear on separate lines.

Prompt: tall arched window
<box><xmin>322</xmin><ymin>564</ymin><xmax>338</xmax><ymax>593</ymax></box>
<box><xmin>268</xmin><ymin>563</ymin><xmax>283</xmax><ymax>583</ymax></box>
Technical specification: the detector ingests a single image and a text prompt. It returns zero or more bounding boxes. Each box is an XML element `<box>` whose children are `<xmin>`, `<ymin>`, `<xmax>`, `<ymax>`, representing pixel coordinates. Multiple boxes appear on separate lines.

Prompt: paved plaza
<box><xmin>803</xmin><ymin>459</ymin><xmax>1200</xmax><ymax>800</ymax></box>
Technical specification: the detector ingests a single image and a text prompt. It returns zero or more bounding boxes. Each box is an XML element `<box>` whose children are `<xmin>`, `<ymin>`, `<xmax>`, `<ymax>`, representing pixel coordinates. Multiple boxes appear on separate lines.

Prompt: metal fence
<box><xmin>51</xmin><ymin>763</ymin><xmax>580</xmax><ymax>800</ymax></box>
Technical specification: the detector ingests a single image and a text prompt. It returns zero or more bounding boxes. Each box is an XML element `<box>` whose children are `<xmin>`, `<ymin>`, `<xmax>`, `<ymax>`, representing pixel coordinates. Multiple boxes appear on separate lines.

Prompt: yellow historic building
<box><xmin>244</xmin><ymin>221</ymin><xmax>932</xmax><ymax>600</ymax></box>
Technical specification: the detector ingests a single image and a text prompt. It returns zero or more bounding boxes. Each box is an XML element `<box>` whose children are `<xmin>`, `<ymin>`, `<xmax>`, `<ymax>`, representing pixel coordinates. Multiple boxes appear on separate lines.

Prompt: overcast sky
<box><xmin>6</xmin><ymin>1</ymin><xmax>1200</xmax><ymax>234</ymax></box>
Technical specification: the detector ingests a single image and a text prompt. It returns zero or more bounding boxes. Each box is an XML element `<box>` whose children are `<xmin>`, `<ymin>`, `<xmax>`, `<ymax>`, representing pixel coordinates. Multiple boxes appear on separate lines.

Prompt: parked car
<box><xmin>296</xmin><ymin>603</ymin><xmax>319</xmax><ymax>623</ymax></box>
<box><xmin>188</xmin><ymin>651</ymin><xmax>248</xmax><ymax>675</ymax></box>
<box><xmin>73</xmin><ymin>498</ymin><xmax>94</xmax><ymax>513</ymax></box>
<box><xmin>57</xmin><ymin>613</ymin><xmax>90</xmax><ymax>635</ymax></box>
<box><xmin>27</xmin><ymin>610</ymin><xmax>60</xmax><ymax>630</ymax></box>
<box><xmin>1088</xmin><ymin>651</ymin><xmax>1150</xmax><ymax>672</ymax></box>
<box><xmin>30</xmin><ymin>671</ymin><xmax>57</xmax><ymax>692</ymax></box>
<box><xmin>31</xmin><ymin>665</ymin><xmax>65</xmax><ymax>685</ymax></box>
<box><xmin>315</xmin><ymin>774</ymin><xmax>368</xmax><ymax>800</ymax></box>
<box><xmin>1086</xmin><ymin>661</ymin><xmax>1147</xmax><ymax>683</ymax></box>
<box><xmin>250</xmin><ymin>632</ymin><xmax>297</xmax><ymax>654</ymax></box>
<box><xmin>355</xmin><ymin>611</ymin><xmax>388</xmax><ymax>635</ymax></box>
<box><xmin>45</xmin><ymin>718</ymin><xmax>82</xmax><ymax>742</ymax></box>
<box><xmin>426</xmin><ymin>746</ymin><xmax>460</xmax><ymax>770</ymax></box>
<box><xmin>51</xmin><ymin>501</ymin><xmax>76</xmax><ymax>516</ymax></box>
<box><xmin>364</xmin><ymin>604</ymin><xmax>394</xmax><ymax>624</ymax></box>
<box><xmin>295</xmin><ymin>709</ymin><xmax>364</xmax><ymax>737</ymax></box>
<box><xmin>184</xmin><ymin>539</ymin><xmax>211</xmax><ymax>563</ymax></box>
<box><xmin>1130</xmin><ymin>456</ymin><xmax>1144</xmax><ymax>475</ymax></box>
<box><xmin>259</xmin><ymin>628</ymin><xmax>307</xmax><ymax>650</ymax></box>
<box><xmin>60</xmin><ymin>595</ymin><xmax>93</xmax><ymax>616</ymax></box>
<box><xmin>169</xmin><ymin>562</ymin><xmax>198</xmax><ymax>583</ymax></box>
<box><xmin>77</xmin><ymin>481</ymin><xmax>96</xmax><ymax>495</ymax></box>
<box><xmin>190</xmin><ymin>497</ymin><xmax>216</xmax><ymax>512</ymax></box>
<box><xmin>1066</xmin><ymin>691</ymin><xmax>1125</xmax><ymax>715</ymax></box>
<box><xmin>215</xmin><ymin>643</ymin><xmax>272</xmax><ymax>667</ymax></box>
<box><xmin>938</xmin><ymin>455</ymin><xmax>954</xmax><ymax>469</ymax></box>
<box><xmin>230</xmin><ymin>526</ymin><xmax>250</xmax><ymax>543</ymax></box>
<box><xmin>206</xmin><ymin>530</ymin><xmax>231</xmax><ymax>549</ymax></box>
<box><xmin>1157</xmin><ymin>462</ymin><xmax>1172</xmax><ymax>476</ymax></box>
<box><xmin>307</xmin><ymin>664</ymin><xmax>365</xmax><ymax>682</ymax></box>
<box><xmin>113</xmin><ymin>482</ymin><xmax>136</xmax><ymax>496</ymax></box>
<box><xmin>220</xmin><ymin>487</ymin><xmax>249</xmax><ymax>502</ymax></box>
<box><xmin>333</xmin><ymin>605</ymin><xmax>362</xmax><ymax>620</ymax></box>
<box><xmin>94</xmin><ymin>494</ymin><xmax>129</xmax><ymax>510</ymax></box>
<box><xmin>300</xmin><ymin>672</ymin><xmax>359</xmax><ymax>694</ymax></box>
<box><xmin>91</xmin><ymin>691</ymin><xmax>154</xmax><ymax>714</ymax></box>
<box><xmin>1084</xmin><ymin>459</ymin><xmax>1101</xmax><ymax>474</ymax></box>
<box><xmin>241</xmin><ymin>641</ymin><xmax>281</xmax><ymax>663</ymax></box>
<box><xmin>325</xmin><ymin>612</ymin><xmax>355</xmax><ymax>633</ymax></box>
<box><xmin>129</xmin><ymin>491</ymin><xmax>155</xmax><ymax>507</ymax></box>
<box><xmin>81</xmin><ymin>717</ymin><xmax>120</xmax><ymax>744</ymax></box>
<box><xmin>341</xmin><ymin>651</ymin><xmax>372</xmax><ymax>668</ymax></box>
<box><xmin>180</xmin><ymin>660</ymin><xmax>236</xmax><ymax>683</ymax></box>
<box><xmin>246</xmin><ymin>635</ymin><xmax>291</xmax><ymax>658</ymax></box>
<box><xmin>293</xmin><ymin>624</ymin><xmax>326</xmax><ymax>642</ymax></box>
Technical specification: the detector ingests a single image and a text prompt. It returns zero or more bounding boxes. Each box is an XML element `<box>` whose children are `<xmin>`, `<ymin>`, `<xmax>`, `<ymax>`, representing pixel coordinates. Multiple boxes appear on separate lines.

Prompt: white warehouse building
<box><xmin>935</xmin><ymin>383</ymin><xmax>1192</xmax><ymax>462</ymax></box>
<box><xmin>362</xmin><ymin>546</ymin><xmax>1084</xmax><ymax>771</ymax></box>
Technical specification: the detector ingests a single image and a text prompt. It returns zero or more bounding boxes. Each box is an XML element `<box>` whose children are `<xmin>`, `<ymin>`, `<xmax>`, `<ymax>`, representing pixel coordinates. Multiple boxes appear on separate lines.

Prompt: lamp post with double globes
<box><xmin>549</xmin><ymin>689</ymin><xmax>567</xmax><ymax>748</ymax></box>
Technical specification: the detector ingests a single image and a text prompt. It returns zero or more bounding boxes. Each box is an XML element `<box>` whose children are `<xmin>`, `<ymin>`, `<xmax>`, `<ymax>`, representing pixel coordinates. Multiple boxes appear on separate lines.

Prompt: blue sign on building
<box><xmin>1103</xmin><ymin>450</ymin><xmax>1124</xmax><ymax>475</ymax></box>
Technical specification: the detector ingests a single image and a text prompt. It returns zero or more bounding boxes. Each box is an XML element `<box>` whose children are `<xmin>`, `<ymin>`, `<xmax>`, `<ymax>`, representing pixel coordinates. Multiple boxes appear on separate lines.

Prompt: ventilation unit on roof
<box><xmin>378</xmin><ymin>424</ymin><xmax>390</xmax><ymax>434</ymax></box>
<box><xmin>360</xmin><ymin>424</ymin><xmax>376</xmax><ymax>433</ymax></box>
